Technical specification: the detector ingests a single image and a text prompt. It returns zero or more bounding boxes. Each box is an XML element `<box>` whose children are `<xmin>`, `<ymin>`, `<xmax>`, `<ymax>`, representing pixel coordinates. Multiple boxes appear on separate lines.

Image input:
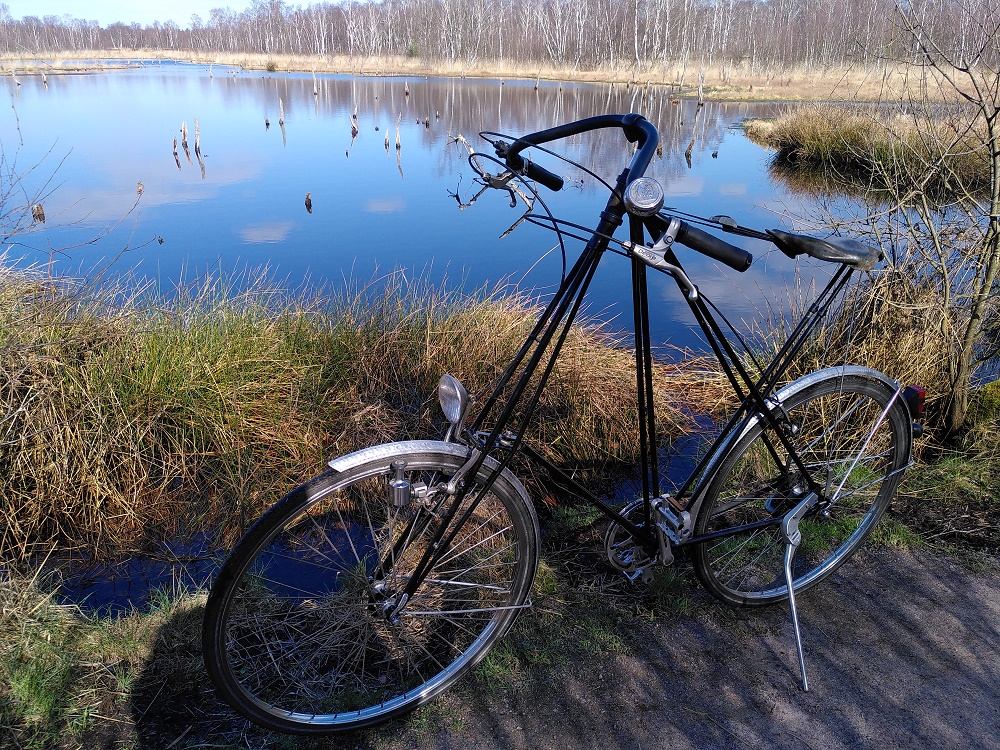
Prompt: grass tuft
<box><xmin>0</xmin><ymin>263</ymin><xmax>720</xmax><ymax>563</ymax></box>
<box><xmin>744</xmin><ymin>104</ymin><xmax>991</xmax><ymax>196</ymax></box>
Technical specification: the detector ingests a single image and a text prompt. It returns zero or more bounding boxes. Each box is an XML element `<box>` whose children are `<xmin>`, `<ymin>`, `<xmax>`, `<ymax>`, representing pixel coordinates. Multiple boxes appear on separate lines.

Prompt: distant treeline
<box><xmin>0</xmin><ymin>0</ymin><xmax>995</xmax><ymax>73</ymax></box>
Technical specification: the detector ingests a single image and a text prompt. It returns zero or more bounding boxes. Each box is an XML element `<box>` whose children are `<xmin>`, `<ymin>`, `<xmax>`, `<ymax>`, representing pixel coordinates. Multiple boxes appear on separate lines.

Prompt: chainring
<box><xmin>604</xmin><ymin>499</ymin><xmax>656</xmax><ymax>576</ymax></box>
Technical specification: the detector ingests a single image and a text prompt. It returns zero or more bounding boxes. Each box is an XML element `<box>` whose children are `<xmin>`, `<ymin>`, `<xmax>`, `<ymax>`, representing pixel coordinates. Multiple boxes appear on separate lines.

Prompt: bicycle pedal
<box><xmin>622</xmin><ymin>567</ymin><xmax>655</xmax><ymax>585</ymax></box>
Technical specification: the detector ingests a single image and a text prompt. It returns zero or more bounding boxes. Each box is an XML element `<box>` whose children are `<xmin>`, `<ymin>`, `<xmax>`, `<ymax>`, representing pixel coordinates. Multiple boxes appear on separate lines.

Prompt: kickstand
<box><xmin>781</xmin><ymin>492</ymin><xmax>819</xmax><ymax>692</ymax></box>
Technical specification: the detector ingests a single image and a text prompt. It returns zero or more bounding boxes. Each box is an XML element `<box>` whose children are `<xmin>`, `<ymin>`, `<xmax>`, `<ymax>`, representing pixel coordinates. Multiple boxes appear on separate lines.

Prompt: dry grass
<box><xmin>744</xmin><ymin>104</ymin><xmax>990</xmax><ymax>195</ymax></box>
<box><xmin>0</xmin><ymin>263</ymin><xmax>722</xmax><ymax>563</ymax></box>
<box><xmin>754</xmin><ymin>267</ymin><xmax>952</xmax><ymax>437</ymax></box>
<box><xmin>0</xmin><ymin>51</ymin><xmax>951</xmax><ymax>103</ymax></box>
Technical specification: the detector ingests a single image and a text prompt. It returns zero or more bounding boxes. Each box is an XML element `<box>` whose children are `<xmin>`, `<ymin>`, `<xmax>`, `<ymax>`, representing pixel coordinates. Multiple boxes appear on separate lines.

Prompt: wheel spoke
<box><xmin>204</xmin><ymin>449</ymin><xmax>537</xmax><ymax>731</ymax></box>
<box><xmin>694</xmin><ymin>375</ymin><xmax>908</xmax><ymax>605</ymax></box>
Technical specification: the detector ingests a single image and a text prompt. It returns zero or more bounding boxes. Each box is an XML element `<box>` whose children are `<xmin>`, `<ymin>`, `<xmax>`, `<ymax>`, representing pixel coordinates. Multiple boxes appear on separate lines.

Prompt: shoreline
<box><xmin>0</xmin><ymin>50</ymin><xmax>931</xmax><ymax>103</ymax></box>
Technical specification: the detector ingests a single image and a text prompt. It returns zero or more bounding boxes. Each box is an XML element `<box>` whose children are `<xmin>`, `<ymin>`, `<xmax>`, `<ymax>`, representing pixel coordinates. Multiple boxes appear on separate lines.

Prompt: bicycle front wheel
<box><xmin>692</xmin><ymin>371</ymin><xmax>911</xmax><ymax>606</ymax></box>
<box><xmin>202</xmin><ymin>441</ymin><xmax>539</xmax><ymax>734</ymax></box>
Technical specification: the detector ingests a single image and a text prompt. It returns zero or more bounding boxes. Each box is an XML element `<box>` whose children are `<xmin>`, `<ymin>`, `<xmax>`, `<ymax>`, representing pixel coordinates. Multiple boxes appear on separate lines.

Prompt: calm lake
<box><xmin>5</xmin><ymin>61</ymin><xmax>854</xmax><ymax>610</ymax></box>
<box><xmin>3</xmin><ymin>61</ymin><xmax>824</xmax><ymax>352</ymax></box>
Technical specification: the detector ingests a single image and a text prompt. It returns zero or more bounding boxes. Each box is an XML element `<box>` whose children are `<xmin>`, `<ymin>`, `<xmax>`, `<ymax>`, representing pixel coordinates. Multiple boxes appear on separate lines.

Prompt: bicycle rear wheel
<box><xmin>692</xmin><ymin>371</ymin><xmax>911</xmax><ymax>606</ymax></box>
<box><xmin>202</xmin><ymin>441</ymin><xmax>539</xmax><ymax>734</ymax></box>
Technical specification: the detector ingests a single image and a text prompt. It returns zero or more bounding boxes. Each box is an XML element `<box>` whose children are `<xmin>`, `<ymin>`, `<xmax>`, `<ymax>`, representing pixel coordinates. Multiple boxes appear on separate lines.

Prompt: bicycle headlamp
<box><xmin>438</xmin><ymin>374</ymin><xmax>470</xmax><ymax>430</ymax></box>
<box><xmin>624</xmin><ymin>177</ymin><xmax>665</xmax><ymax>217</ymax></box>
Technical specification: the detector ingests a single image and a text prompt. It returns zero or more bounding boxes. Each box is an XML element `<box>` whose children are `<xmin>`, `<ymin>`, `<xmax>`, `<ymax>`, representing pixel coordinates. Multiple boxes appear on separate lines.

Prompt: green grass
<box><xmin>0</xmin><ymin>566</ymin><xmax>166</xmax><ymax>749</ymax></box>
<box><xmin>647</xmin><ymin>567</ymin><xmax>699</xmax><ymax>616</ymax></box>
<box><xmin>894</xmin><ymin>417</ymin><xmax>1000</xmax><ymax>550</ymax></box>
<box><xmin>870</xmin><ymin>517</ymin><xmax>924</xmax><ymax>548</ymax></box>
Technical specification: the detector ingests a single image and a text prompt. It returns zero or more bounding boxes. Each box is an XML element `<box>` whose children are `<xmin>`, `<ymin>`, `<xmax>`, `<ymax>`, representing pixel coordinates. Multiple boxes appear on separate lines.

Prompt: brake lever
<box><xmin>706</xmin><ymin>214</ymin><xmax>772</xmax><ymax>241</ymax></box>
<box><xmin>483</xmin><ymin>172</ymin><xmax>518</xmax><ymax>206</ymax></box>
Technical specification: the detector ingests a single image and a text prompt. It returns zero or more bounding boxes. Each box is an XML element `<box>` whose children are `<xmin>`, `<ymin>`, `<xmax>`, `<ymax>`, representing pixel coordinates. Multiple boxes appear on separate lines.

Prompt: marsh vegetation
<box><xmin>2</xmin><ymin>1</ymin><xmax>1000</xmax><ymax>746</ymax></box>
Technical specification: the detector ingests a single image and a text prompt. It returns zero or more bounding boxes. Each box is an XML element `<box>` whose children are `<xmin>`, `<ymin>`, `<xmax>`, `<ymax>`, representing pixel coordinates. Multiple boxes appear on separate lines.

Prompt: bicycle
<box><xmin>201</xmin><ymin>113</ymin><xmax>923</xmax><ymax>734</ymax></box>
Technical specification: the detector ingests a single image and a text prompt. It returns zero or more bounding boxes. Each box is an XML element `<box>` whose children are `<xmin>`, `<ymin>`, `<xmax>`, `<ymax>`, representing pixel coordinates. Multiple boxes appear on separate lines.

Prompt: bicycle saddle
<box><xmin>767</xmin><ymin>229</ymin><xmax>882</xmax><ymax>270</ymax></box>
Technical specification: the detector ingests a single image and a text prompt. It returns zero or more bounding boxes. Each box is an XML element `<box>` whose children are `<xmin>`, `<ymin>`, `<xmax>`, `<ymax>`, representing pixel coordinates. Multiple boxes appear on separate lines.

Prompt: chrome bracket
<box><xmin>651</xmin><ymin>496</ymin><xmax>692</xmax><ymax>566</ymax></box>
<box><xmin>446</xmin><ymin>448</ymin><xmax>481</xmax><ymax>495</ymax></box>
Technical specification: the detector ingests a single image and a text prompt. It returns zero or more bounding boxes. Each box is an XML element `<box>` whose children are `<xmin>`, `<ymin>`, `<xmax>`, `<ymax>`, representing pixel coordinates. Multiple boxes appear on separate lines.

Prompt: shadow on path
<box><xmin>126</xmin><ymin>548</ymin><xmax>1000</xmax><ymax>749</ymax></box>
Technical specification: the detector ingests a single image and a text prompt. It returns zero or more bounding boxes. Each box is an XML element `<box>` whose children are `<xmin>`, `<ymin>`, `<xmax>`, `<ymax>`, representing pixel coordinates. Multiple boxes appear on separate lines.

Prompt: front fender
<box><xmin>328</xmin><ymin>439</ymin><xmax>533</xmax><ymax>512</ymax></box>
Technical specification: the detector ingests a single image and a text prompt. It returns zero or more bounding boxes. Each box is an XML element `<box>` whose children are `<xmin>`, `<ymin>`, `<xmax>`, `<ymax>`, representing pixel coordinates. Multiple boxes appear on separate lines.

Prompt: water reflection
<box><xmin>53</xmin><ymin>537</ymin><xmax>220</xmax><ymax>616</ymax></box>
<box><xmin>3</xmin><ymin>62</ymin><xmax>812</xmax><ymax>350</ymax></box>
<box><xmin>765</xmin><ymin>157</ymin><xmax>904</xmax><ymax>206</ymax></box>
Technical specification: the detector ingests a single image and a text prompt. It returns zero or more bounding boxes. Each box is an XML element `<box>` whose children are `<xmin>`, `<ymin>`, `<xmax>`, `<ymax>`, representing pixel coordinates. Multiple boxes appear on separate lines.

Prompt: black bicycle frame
<box><xmin>472</xmin><ymin>212</ymin><xmax>852</xmax><ymax>557</ymax></box>
<box><xmin>393</xmin><ymin>132</ymin><xmax>856</xmax><ymax>603</ymax></box>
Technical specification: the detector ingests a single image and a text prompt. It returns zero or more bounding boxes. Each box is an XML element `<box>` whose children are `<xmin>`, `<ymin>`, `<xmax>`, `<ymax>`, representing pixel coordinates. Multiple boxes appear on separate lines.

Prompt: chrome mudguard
<box><xmin>328</xmin><ymin>439</ymin><xmax>533</xmax><ymax>509</ymax></box>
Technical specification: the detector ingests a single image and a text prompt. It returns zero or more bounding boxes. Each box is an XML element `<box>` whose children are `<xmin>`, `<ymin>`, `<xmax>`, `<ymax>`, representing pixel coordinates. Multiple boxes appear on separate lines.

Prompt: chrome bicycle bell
<box><xmin>624</xmin><ymin>177</ymin><xmax>664</xmax><ymax>217</ymax></box>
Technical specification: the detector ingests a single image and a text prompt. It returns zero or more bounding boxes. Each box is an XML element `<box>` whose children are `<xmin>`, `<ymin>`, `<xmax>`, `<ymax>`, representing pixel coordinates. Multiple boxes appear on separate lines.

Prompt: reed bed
<box><xmin>744</xmin><ymin>105</ymin><xmax>990</xmax><ymax>195</ymax></box>
<box><xmin>0</xmin><ymin>264</ymin><xmax>723</xmax><ymax>563</ymax></box>
<box><xmin>0</xmin><ymin>52</ymin><xmax>932</xmax><ymax>103</ymax></box>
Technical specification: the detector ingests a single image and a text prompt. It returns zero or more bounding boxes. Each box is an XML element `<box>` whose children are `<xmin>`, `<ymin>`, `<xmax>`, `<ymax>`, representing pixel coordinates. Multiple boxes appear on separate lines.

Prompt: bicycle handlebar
<box><xmin>500</xmin><ymin>113</ymin><xmax>659</xmax><ymax>190</ymax></box>
<box><xmin>676</xmin><ymin>221</ymin><xmax>753</xmax><ymax>272</ymax></box>
<box><xmin>498</xmin><ymin>114</ymin><xmax>753</xmax><ymax>272</ymax></box>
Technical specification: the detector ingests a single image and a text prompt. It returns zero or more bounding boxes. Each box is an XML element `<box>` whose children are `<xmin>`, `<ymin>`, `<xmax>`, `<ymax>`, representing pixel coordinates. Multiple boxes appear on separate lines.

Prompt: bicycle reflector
<box><xmin>903</xmin><ymin>385</ymin><xmax>926</xmax><ymax>438</ymax></box>
<box><xmin>903</xmin><ymin>385</ymin><xmax>926</xmax><ymax>417</ymax></box>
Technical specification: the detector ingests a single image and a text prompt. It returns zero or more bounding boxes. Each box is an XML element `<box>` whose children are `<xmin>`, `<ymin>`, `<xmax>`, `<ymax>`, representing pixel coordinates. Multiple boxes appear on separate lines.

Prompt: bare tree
<box><xmin>884</xmin><ymin>1</ymin><xmax>1000</xmax><ymax>434</ymax></box>
<box><xmin>1</xmin><ymin>0</ymin><xmax>994</xmax><ymax>84</ymax></box>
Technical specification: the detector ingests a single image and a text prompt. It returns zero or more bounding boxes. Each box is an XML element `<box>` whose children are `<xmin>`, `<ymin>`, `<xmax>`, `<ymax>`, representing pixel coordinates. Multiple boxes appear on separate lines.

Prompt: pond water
<box><xmin>3</xmin><ymin>60</ymin><xmax>825</xmax><ymax>353</ymax></box>
<box><xmin>5</xmin><ymin>62</ymin><xmax>843</xmax><ymax>613</ymax></box>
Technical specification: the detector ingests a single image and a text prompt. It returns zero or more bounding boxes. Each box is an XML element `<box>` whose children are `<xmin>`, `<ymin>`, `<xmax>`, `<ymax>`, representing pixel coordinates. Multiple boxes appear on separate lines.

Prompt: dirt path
<box><xmin>362</xmin><ymin>548</ymin><xmax>1000</xmax><ymax>750</ymax></box>
<box><xmin>129</xmin><ymin>548</ymin><xmax>999</xmax><ymax>749</ymax></box>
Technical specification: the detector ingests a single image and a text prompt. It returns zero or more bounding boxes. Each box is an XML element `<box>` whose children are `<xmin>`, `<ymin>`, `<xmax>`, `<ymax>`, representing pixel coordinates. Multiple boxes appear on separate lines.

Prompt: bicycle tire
<box><xmin>202</xmin><ymin>440</ymin><xmax>539</xmax><ymax>734</ymax></box>
<box><xmin>692</xmin><ymin>371</ymin><xmax>911</xmax><ymax>606</ymax></box>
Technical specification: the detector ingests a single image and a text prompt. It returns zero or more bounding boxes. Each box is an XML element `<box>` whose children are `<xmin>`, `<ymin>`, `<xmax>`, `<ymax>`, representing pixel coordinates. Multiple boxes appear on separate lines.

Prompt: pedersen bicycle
<box><xmin>202</xmin><ymin>113</ymin><xmax>923</xmax><ymax>734</ymax></box>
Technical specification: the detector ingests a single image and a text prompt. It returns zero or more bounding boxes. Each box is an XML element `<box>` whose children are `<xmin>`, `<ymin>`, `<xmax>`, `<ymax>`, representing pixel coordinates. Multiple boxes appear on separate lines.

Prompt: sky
<box><xmin>2</xmin><ymin>1</ymin><xmax>250</xmax><ymax>27</ymax></box>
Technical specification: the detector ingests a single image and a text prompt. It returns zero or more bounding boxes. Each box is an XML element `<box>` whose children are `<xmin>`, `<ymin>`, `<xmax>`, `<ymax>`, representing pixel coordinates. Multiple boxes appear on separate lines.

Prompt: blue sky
<box><xmin>2</xmin><ymin>1</ymin><xmax>250</xmax><ymax>27</ymax></box>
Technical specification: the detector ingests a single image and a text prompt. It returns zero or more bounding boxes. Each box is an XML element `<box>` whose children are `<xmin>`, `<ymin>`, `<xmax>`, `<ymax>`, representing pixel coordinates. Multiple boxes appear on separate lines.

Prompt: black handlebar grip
<box><xmin>512</xmin><ymin>158</ymin><xmax>563</xmax><ymax>191</ymax></box>
<box><xmin>677</xmin><ymin>222</ymin><xmax>753</xmax><ymax>272</ymax></box>
<box><xmin>504</xmin><ymin>150</ymin><xmax>564</xmax><ymax>192</ymax></box>
<box><xmin>521</xmin><ymin>160</ymin><xmax>564</xmax><ymax>191</ymax></box>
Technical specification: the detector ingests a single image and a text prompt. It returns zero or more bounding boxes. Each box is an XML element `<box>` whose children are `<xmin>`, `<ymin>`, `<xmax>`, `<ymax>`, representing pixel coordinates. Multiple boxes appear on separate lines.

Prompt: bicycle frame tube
<box><xmin>630</xmin><ymin>214</ymin><xmax>660</xmax><ymax>535</ymax></box>
<box><xmin>396</xmin><ymin>167</ymin><xmax>648</xmax><ymax>603</ymax></box>
<box><xmin>665</xmin><ymin>259</ymin><xmax>855</xmax><ymax>510</ymax></box>
<box><xmin>394</xmin><ymin>119</ymin><xmax>868</xmax><ymax>601</ymax></box>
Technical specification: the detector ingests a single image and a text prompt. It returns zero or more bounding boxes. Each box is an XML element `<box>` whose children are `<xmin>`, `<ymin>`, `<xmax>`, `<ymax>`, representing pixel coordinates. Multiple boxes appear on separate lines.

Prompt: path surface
<box><xmin>372</xmin><ymin>548</ymin><xmax>1000</xmax><ymax>750</ymax></box>
<box><xmin>132</xmin><ymin>548</ymin><xmax>1000</xmax><ymax>749</ymax></box>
